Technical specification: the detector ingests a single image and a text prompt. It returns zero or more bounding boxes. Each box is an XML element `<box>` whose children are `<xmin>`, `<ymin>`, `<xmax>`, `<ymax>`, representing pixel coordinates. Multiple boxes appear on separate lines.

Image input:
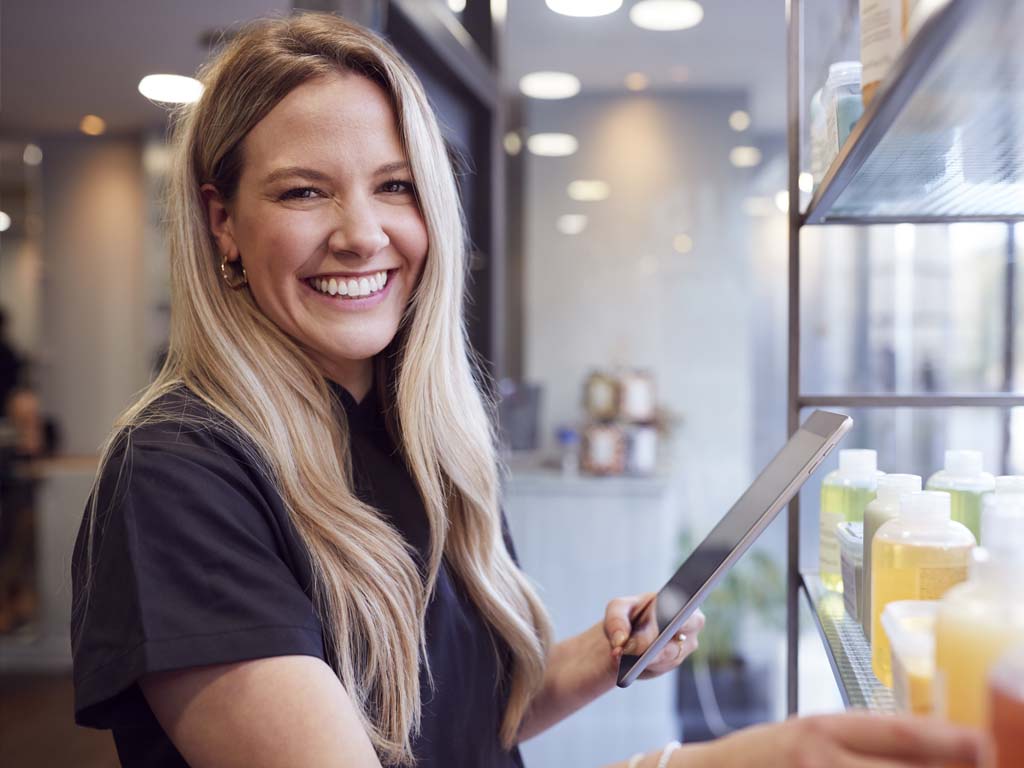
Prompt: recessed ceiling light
<box><xmin>519</xmin><ymin>71</ymin><xmax>581</xmax><ymax>100</ymax></box>
<box><xmin>448</xmin><ymin>0</ymin><xmax>466</xmax><ymax>12</ymax></box>
<box><xmin>630</xmin><ymin>0</ymin><xmax>704</xmax><ymax>31</ymax></box>
<box><xmin>728</xmin><ymin>110</ymin><xmax>751</xmax><ymax>131</ymax></box>
<box><xmin>799</xmin><ymin>172</ymin><xmax>814</xmax><ymax>193</ymax></box>
<box><xmin>729</xmin><ymin>146</ymin><xmax>762</xmax><ymax>168</ymax></box>
<box><xmin>23</xmin><ymin>144</ymin><xmax>43</xmax><ymax>166</ymax></box>
<box><xmin>673</xmin><ymin>233</ymin><xmax>694</xmax><ymax>253</ymax></box>
<box><xmin>557</xmin><ymin>214</ymin><xmax>587</xmax><ymax>235</ymax></box>
<box><xmin>79</xmin><ymin>115</ymin><xmax>106</xmax><ymax>136</ymax></box>
<box><xmin>625</xmin><ymin>72</ymin><xmax>649</xmax><ymax>91</ymax></box>
<box><xmin>0</xmin><ymin>211</ymin><xmax>10</xmax><ymax>232</ymax></box>
<box><xmin>568</xmin><ymin>180</ymin><xmax>611</xmax><ymax>201</ymax></box>
<box><xmin>775</xmin><ymin>190</ymin><xmax>790</xmax><ymax>213</ymax></box>
<box><xmin>504</xmin><ymin>132</ymin><xmax>523</xmax><ymax>155</ymax></box>
<box><xmin>138</xmin><ymin>74</ymin><xmax>204</xmax><ymax>105</ymax></box>
<box><xmin>527</xmin><ymin>133</ymin><xmax>578</xmax><ymax>157</ymax></box>
<box><xmin>546</xmin><ymin>0</ymin><xmax>622</xmax><ymax>17</ymax></box>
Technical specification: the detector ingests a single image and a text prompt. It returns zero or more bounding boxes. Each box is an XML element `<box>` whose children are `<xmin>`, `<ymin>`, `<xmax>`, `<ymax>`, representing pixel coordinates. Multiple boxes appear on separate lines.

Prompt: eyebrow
<box><xmin>261</xmin><ymin>161</ymin><xmax>410</xmax><ymax>186</ymax></box>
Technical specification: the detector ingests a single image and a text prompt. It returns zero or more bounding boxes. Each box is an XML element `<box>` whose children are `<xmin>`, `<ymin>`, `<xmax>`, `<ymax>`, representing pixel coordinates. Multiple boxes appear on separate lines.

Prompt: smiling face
<box><xmin>204</xmin><ymin>70</ymin><xmax>428</xmax><ymax>398</ymax></box>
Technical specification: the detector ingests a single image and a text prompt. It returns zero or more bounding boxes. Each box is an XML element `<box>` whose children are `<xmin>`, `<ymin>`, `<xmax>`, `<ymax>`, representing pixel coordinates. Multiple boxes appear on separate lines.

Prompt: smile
<box><xmin>306</xmin><ymin>270</ymin><xmax>389</xmax><ymax>299</ymax></box>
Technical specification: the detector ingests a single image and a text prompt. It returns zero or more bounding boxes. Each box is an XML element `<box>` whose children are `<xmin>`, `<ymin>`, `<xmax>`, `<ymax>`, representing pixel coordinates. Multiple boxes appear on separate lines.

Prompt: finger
<box><xmin>817</xmin><ymin>712</ymin><xmax>983</xmax><ymax>764</ymax></box>
<box><xmin>604</xmin><ymin>596</ymin><xmax>639</xmax><ymax>650</ymax></box>
<box><xmin>642</xmin><ymin>633</ymin><xmax>699</xmax><ymax>678</ymax></box>
<box><xmin>679</xmin><ymin>609</ymin><xmax>706</xmax><ymax>636</ymax></box>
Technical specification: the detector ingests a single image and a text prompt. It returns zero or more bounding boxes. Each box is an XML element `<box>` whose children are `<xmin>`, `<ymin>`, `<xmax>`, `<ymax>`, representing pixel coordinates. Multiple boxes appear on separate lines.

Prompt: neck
<box><xmin>317</xmin><ymin>355</ymin><xmax>374</xmax><ymax>404</ymax></box>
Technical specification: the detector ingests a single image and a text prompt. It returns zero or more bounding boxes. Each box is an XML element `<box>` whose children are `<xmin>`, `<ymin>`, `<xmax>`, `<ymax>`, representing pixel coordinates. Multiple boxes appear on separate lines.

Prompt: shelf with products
<box><xmin>785</xmin><ymin>0</ymin><xmax>1024</xmax><ymax>715</ymax></box>
<box><xmin>802</xmin><ymin>0</ymin><xmax>1024</xmax><ymax>226</ymax></box>
<box><xmin>800</xmin><ymin>572</ymin><xmax>896</xmax><ymax>713</ymax></box>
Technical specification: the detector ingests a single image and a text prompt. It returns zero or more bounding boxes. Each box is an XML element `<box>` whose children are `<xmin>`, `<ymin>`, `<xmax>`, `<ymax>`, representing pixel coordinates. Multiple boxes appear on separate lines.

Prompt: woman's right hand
<box><xmin>698</xmin><ymin>711</ymin><xmax>985</xmax><ymax>767</ymax></box>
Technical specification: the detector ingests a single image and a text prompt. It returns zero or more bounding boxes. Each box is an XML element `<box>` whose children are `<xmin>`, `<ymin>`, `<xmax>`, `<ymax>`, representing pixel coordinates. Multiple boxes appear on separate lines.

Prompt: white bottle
<box><xmin>981</xmin><ymin>476</ymin><xmax>1024</xmax><ymax>543</ymax></box>
<box><xmin>926</xmin><ymin>450</ymin><xmax>995</xmax><ymax>543</ymax></box>
<box><xmin>820</xmin><ymin>449</ymin><xmax>880</xmax><ymax>592</ymax></box>
<box><xmin>935</xmin><ymin>495</ymin><xmax>1024</xmax><ymax>728</ymax></box>
<box><xmin>809</xmin><ymin>88</ymin><xmax>827</xmax><ymax>186</ymax></box>
<box><xmin>862</xmin><ymin>473</ymin><xmax>922</xmax><ymax>640</ymax></box>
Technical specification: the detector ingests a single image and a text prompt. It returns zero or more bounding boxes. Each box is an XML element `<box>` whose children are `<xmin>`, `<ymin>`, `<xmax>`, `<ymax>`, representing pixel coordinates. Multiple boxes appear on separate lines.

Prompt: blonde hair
<box><xmin>73</xmin><ymin>12</ymin><xmax>551</xmax><ymax>763</ymax></box>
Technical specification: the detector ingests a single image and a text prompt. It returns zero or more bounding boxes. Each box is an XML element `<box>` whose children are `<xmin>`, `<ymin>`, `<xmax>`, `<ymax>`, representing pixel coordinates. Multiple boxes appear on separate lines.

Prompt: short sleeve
<box><xmin>71</xmin><ymin>426</ymin><xmax>325</xmax><ymax>729</ymax></box>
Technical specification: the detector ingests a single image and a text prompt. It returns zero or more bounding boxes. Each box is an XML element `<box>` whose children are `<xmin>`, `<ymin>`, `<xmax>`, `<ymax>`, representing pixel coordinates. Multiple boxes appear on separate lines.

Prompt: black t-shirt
<box><xmin>70</xmin><ymin>382</ymin><xmax>525</xmax><ymax>767</ymax></box>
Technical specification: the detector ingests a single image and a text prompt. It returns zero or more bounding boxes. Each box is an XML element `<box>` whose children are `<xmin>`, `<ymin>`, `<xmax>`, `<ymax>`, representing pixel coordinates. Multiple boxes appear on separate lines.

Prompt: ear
<box><xmin>201</xmin><ymin>183</ymin><xmax>239</xmax><ymax>262</ymax></box>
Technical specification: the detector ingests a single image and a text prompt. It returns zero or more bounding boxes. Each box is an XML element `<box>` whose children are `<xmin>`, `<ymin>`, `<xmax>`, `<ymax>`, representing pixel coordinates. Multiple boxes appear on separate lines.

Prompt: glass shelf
<box><xmin>800</xmin><ymin>573</ymin><xmax>896</xmax><ymax>712</ymax></box>
<box><xmin>803</xmin><ymin>0</ymin><xmax>1024</xmax><ymax>225</ymax></box>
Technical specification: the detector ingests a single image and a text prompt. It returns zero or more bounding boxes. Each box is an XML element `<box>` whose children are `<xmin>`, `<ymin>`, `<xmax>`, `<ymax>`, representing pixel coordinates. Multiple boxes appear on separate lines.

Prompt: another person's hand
<box><xmin>603</xmin><ymin>593</ymin><xmax>704</xmax><ymax>680</ymax></box>
<box><xmin>697</xmin><ymin>711</ymin><xmax>986</xmax><ymax>768</ymax></box>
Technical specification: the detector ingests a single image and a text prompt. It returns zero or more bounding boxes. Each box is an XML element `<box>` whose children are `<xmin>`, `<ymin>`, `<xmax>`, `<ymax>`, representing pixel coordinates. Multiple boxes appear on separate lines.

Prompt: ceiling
<box><xmin>0</xmin><ymin>0</ymin><xmax>786</xmax><ymax>139</ymax></box>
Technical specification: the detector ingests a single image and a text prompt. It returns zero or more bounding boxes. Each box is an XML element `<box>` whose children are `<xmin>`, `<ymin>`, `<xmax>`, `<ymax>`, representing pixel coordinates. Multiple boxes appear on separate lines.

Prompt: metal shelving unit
<box><xmin>785</xmin><ymin>0</ymin><xmax>1024</xmax><ymax>714</ymax></box>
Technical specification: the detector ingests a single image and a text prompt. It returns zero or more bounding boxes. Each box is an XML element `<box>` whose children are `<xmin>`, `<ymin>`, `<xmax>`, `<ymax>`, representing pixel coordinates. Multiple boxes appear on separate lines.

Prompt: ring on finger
<box><xmin>676</xmin><ymin>632</ymin><xmax>687</xmax><ymax>644</ymax></box>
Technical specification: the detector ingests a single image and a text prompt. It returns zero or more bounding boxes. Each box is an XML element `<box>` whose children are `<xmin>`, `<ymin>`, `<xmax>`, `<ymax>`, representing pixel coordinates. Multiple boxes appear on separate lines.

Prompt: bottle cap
<box><xmin>945</xmin><ymin>449</ymin><xmax>984</xmax><ymax>477</ymax></box>
<box><xmin>981</xmin><ymin>495</ymin><xmax>1024</xmax><ymax>560</ymax></box>
<box><xmin>826</xmin><ymin>61</ymin><xmax>863</xmax><ymax>87</ymax></box>
<box><xmin>899</xmin><ymin>490</ymin><xmax>951</xmax><ymax>522</ymax></box>
<box><xmin>876</xmin><ymin>474</ymin><xmax>922</xmax><ymax>504</ymax></box>
<box><xmin>839</xmin><ymin>449</ymin><xmax>877</xmax><ymax>477</ymax></box>
<box><xmin>996</xmin><ymin>475</ymin><xmax>1024</xmax><ymax>495</ymax></box>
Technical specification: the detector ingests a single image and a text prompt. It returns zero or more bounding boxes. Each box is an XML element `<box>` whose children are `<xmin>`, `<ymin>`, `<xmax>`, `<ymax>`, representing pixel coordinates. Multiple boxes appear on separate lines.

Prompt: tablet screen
<box><xmin>617</xmin><ymin>410</ymin><xmax>849</xmax><ymax>685</ymax></box>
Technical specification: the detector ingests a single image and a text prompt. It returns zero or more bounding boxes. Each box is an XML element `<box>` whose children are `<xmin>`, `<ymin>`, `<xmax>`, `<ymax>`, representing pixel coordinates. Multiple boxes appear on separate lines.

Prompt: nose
<box><xmin>326</xmin><ymin>197</ymin><xmax>390</xmax><ymax>259</ymax></box>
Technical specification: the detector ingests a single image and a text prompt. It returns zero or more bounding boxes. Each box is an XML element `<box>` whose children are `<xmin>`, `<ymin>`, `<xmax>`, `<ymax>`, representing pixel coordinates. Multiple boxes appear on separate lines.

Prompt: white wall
<box><xmin>38</xmin><ymin>137</ymin><xmax>150</xmax><ymax>455</ymax></box>
<box><xmin>521</xmin><ymin>91</ymin><xmax>755</xmax><ymax>537</ymax></box>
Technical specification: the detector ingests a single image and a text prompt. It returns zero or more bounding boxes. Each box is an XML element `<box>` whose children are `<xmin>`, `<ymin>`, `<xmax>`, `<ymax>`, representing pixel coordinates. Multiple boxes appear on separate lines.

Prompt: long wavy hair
<box><xmin>72</xmin><ymin>12</ymin><xmax>551</xmax><ymax>764</ymax></box>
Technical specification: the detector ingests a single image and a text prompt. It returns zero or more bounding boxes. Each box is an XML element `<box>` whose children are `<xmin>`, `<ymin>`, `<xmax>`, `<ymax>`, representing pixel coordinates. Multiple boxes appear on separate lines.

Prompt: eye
<box><xmin>278</xmin><ymin>186</ymin><xmax>324</xmax><ymax>201</ymax></box>
<box><xmin>381</xmin><ymin>179</ymin><xmax>416</xmax><ymax>196</ymax></box>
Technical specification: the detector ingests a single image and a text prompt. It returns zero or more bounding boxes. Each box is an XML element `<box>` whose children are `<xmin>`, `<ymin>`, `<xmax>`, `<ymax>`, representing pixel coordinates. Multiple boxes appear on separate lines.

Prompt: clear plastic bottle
<box><xmin>935</xmin><ymin>496</ymin><xmax>1024</xmax><ymax>728</ymax></box>
<box><xmin>926</xmin><ymin>450</ymin><xmax>995</xmax><ymax>543</ymax></box>
<box><xmin>862</xmin><ymin>474</ymin><xmax>922</xmax><ymax>640</ymax></box>
<box><xmin>820</xmin><ymin>450</ymin><xmax>880</xmax><ymax>592</ymax></box>
<box><xmin>871</xmin><ymin>491</ymin><xmax>975</xmax><ymax>687</ymax></box>
<box><xmin>990</xmin><ymin>645</ymin><xmax>1024</xmax><ymax>768</ymax></box>
<box><xmin>981</xmin><ymin>476</ymin><xmax>1024</xmax><ymax>543</ymax></box>
<box><xmin>809</xmin><ymin>88</ymin><xmax>827</xmax><ymax>187</ymax></box>
<box><xmin>823</xmin><ymin>62</ymin><xmax>864</xmax><ymax>158</ymax></box>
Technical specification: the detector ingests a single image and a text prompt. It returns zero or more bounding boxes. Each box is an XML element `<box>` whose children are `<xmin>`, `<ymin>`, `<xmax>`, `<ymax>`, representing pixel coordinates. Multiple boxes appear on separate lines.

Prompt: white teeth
<box><xmin>310</xmin><ymin>270</ymin><xmax>390</xmax><ymax>298</ymax></box>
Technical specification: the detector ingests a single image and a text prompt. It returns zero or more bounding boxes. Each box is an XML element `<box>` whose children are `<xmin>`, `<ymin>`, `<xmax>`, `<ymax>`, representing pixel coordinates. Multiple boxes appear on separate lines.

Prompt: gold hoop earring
<box><xmin>220</xmin><ymin>256</ymin><xmax>248</xmax><ymax>289</ymax></box>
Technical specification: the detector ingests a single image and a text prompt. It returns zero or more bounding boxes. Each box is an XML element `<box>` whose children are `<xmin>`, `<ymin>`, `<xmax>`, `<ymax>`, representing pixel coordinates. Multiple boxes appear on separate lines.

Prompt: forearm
<box><xmin>600</xmin><ymin>741</ymin><xmax>719</xmax><ymax>768</ymax></box>
<box><xmin>517</xmin><ymin>621</ymin><xmax>617</xmax><ymax>742</ymax></box>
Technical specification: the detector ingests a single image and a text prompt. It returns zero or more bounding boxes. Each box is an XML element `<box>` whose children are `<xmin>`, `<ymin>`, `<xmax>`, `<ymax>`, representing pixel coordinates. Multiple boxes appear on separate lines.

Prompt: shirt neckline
<box><xmin>328</xmin><ymin>379</ymin><xmax>384</xmax><ymax>434</ymax></box>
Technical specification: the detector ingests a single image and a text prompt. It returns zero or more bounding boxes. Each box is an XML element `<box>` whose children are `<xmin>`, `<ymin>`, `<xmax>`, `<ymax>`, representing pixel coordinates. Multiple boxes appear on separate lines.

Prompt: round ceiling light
<box><xmin>567</xmin><ymin>180</ymin><xmax>611</xmax><ymax>201</ymax></box>
<box><xmin>729</xmin><ymin>146</ymin><xmax>762</xmax><ymax>168</ymax></box>
<box><xmin>546</xmin><ymin>0</ymin><xmax>622</xmax><ymax>17</ymax></box>
<box><xmin>630</xmin><ymin>0</ymin><xmax>704</xmax><ymax>31</ymax></box>
<box><xmin>79</xmin><ymin>115</ymin><xmax>107</xmax><ymax>136</ymax></box>
<box><xmin>729</xmin><ymin>110</ymin><xmax>751</xmax><ymax>131</ymax></box>
<box><xmin>23</xmin><ymin>144</ymin><xmax>43</xmax><ymax>166</ymax></box>
<box><xmin>527</xmin><ymin>133</ymin><xmax>579</xmax><ymax>157</ymax></box>
<box><xmin>0</xmin><ymin>211</ymin><xmax>11</xmax><ymax>232</ymax></box>
<box><xmin>138</xmin><ymin>74</ymin><xmax>204</xmax><ymax>105</ymax></box>
<box><xmin>519</xmin><ymin>71</ymin><xmax>581</xmax><ymax>100</ymax></box>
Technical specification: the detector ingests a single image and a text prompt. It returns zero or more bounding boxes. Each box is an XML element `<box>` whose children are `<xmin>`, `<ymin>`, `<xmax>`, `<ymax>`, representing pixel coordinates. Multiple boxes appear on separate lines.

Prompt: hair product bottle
<box><xmin>862</xmin><ymin>474</ymin><xmax>922</xmax><ymax>640</ymax></box>
<box><xmin>925</xmin><ymin>450</ymin><xmax>994</xmax><ymax>543</ymax></box>
<box><xmin>820</xmin><ymin>449</ymin><xmax>880</xmax><ymax>591</ymax></box>
<box><xmin>935</xmin><ymin>496</ymin><xmax>1024</xmax><ymax>728</ymax></box>
<box><xmin>871</xmin><ymin>491</ymin><xmax>974</xmax><ymax>687</ymax></box>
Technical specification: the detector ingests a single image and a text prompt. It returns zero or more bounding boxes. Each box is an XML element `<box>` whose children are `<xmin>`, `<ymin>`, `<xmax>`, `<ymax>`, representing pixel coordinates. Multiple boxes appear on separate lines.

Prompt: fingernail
<box><xmin>612</xmin><ymin>631</ymin><xmax>627</xmax><ymax>648</ymax></box>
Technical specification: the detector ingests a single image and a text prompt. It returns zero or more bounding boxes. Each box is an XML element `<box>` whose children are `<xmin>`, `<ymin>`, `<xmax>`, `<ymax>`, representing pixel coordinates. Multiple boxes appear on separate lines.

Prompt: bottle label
<box><xmin>861</xmin><ymin>0</ymin><xmax>905</xmax><ymax>89</ymax></box>
<box><xmin>820</xmin><ymin>510</ymin><xmax>843</xmax><ymax>576</ymax></box>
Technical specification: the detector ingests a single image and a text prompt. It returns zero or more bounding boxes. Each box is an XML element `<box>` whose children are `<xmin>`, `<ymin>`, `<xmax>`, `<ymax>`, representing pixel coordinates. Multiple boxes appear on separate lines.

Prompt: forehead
<box><xmin>241</xmin><ymin>70</ymin><xmax>405</xmax><ymax>174</ymax></box>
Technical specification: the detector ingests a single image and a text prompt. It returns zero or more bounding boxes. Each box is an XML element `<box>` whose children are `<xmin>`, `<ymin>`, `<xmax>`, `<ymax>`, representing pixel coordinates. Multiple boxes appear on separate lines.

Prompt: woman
<box><xmin>70</xmin><ymin>13</ymin><xmax>982</xmax><ymax>768</ymax></box>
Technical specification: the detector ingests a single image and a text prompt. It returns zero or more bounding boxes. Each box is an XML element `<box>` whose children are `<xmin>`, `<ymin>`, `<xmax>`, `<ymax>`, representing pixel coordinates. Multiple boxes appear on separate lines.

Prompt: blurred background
<box><xmin>1</xmin><ymin>0</ymin><xmax>1020</xmax><ymax>766</ymax></box>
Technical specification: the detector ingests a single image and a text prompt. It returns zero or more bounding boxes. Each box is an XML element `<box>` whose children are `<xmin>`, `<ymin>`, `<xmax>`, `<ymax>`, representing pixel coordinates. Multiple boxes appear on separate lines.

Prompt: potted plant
<box><xmin>674</xmin><ymin>529</ymin><xmax>785</xmax><ymax>742</ymax></box>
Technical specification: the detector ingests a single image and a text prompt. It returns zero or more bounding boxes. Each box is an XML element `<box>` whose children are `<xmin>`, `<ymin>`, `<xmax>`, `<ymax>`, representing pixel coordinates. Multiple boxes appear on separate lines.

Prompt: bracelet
<box><xmin>656</xmin><ymin>741</ymin><xmax>681</xmax><ymax>768</ymax></box>
<box><xmin>627</xmin><ymin>753</ymin><xmax>644</xmax><ymax>768</ymax></box>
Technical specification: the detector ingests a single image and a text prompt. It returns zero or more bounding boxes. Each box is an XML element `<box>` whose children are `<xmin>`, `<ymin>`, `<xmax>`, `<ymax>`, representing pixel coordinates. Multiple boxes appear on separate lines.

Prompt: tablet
<box><xmin>616</xmin><ymin>409</ymin><xmax>852</xmax><ymax>688</ymax></box>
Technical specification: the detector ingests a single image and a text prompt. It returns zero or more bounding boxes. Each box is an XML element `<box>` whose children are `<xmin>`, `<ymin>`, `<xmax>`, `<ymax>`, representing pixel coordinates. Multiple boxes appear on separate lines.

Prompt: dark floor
<box><xmin>0</xmin><ymin>674</ymin><xmax>119</xmax><ymax>768</ymax></box>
